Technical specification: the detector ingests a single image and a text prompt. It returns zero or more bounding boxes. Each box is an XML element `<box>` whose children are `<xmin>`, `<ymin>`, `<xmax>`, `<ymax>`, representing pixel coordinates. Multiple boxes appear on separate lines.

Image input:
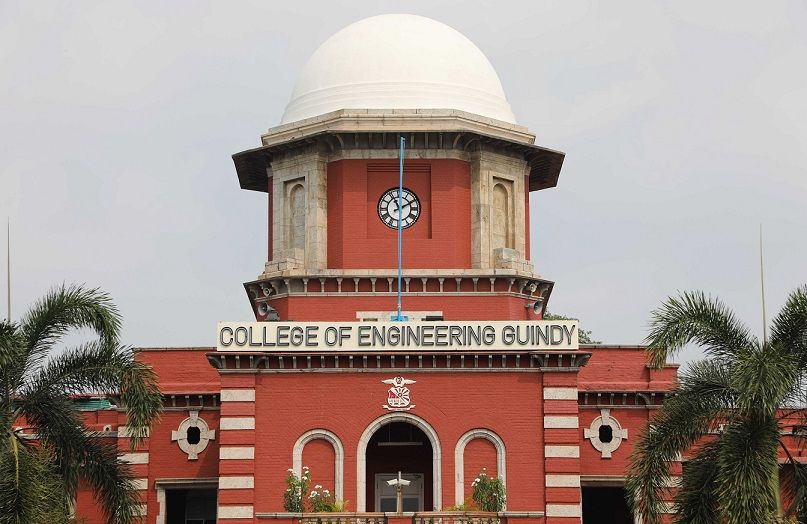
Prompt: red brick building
<box><xmin>73</xmin><ymin>14</ymin><xmax>686</xmax><ymax>524</ymax></box>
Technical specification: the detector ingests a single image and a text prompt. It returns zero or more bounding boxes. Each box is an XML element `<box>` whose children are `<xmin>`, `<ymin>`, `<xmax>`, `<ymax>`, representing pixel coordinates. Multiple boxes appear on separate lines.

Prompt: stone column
<box><xmin>217</xmin><ymin>375</ymin><xmax>257</xmax><ymax>523</ymax></box>
<box><xmin>470</xmin><ymin>145</ymin><xmax>529</xmax><ymax>269</ymax></box>
<box><xmin>542</xmin><ymin>377</ymin><xmax>582</xmax><ymax>523</ymax></box>
<box><xmin>117</xmin><ymin>425</ymin><xmax>150</xmax><ymax>520</ymax></box>
<box><xmin>269</xmin><ymin>146</ymin><xmax>328</xmax><ymax>270</ymax></box>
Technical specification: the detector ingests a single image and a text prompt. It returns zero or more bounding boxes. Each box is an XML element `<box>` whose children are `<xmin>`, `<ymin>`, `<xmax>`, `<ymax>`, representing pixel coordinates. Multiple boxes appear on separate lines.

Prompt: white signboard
<box><xmin>216</xmin><ymin>320</ymin><xmax>578</xmax><ymax>352</ymax></box>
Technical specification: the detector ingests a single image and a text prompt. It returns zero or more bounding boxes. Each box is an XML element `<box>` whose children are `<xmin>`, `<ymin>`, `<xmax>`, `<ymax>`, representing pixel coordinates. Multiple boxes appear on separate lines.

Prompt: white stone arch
<box><xmin>454</xmin><ymin>429</ymin><xmax>506</xmax><ymax>507</ymax></box>
<box><xmin>356</xmin><ymin>412</ymin><xmax>442</xmax><ymax>511</ymax></box>
<box><xmin>293</xmin><ymin>429</ymin><xmax>345</xmax><ymax>501</ymax></box>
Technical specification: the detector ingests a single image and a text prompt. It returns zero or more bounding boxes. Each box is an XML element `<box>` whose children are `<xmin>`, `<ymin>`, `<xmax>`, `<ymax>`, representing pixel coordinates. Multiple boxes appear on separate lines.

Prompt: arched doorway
<box><xmin>366</xmin><ymin>422</ymin><xmax>432</xmax><ymax>512</ymax></box>
<box><xmin>357</xmin><ymin>413</ymin><xmax>441</xmax><ymax>512</ymax></box>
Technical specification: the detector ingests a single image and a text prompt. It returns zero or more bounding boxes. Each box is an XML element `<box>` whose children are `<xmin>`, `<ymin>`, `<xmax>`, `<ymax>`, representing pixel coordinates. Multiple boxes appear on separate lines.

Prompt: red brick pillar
<box><xmin>218</xmin><ymin>374</ymin><xmax>257</xmax><ymax>522</ymax></box>
<box><xmin>542</xmin><ymin>373</ymin><xmax>581</xmax><ymax>524</ymax></box>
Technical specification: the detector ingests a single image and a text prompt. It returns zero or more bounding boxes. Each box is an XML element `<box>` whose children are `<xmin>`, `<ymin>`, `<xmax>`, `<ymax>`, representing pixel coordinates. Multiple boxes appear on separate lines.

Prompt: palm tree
<box><xmin>0</xmin><ymin>284</ymin><xmax>162</xmax><ymax>523</ymax></box>
<box><xmin>626</xmin><ymin>285</ymin><xmax>807</xmax><ymax>524</ymax></box>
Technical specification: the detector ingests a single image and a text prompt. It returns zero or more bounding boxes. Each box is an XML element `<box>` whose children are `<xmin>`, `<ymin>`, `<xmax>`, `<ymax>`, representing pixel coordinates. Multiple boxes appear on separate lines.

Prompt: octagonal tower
<box><xmin>233</xmin><ymin>14</ymin><xmax>564</xmax><ymax>323</ymax></box>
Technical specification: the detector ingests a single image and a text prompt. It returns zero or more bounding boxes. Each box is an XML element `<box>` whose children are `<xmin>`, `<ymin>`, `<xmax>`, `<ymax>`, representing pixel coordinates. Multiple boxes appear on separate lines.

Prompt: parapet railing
<box><xmin>411</xmin><ymin>512</ymin><xmax>502</xmax><ymax>524</ymax></box>
<box><xmin>254</xmin><ymin>510</ymin><xmax>544</xmax><ymax>524</ymax></box>
<box><xmin>296</xmin><ymin>513</ymin><xmax>387</xmax><ymax>524</ymax></box>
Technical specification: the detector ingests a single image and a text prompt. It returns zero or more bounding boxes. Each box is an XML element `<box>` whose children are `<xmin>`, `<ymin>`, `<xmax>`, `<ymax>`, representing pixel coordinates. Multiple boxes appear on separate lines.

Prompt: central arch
<box><xmin>356</xmin><ymin>412</ymin><xmax>442</xmax><ymax>511</ymax></box>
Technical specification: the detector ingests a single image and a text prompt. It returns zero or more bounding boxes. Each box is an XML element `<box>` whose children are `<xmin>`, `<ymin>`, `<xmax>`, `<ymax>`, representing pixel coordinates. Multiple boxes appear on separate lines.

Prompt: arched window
<box><xmin>454</xmin><ymin>429</ymin><xmax>506</xmax><ymax>507</ymax></box>
<box><xmin>292</xmin><ymin>429</ymin><xmax>344</xmax><ymax>501</ymax></box>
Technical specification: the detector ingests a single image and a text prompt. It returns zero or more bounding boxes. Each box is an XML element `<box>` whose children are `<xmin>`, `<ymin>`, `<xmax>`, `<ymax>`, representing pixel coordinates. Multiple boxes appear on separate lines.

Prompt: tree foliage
<box><xmin>0</xmin><ymin>284</ymin><xmax>162</xmax><ymax>523</ymax></box>
<box><xmin>626</xmin><ymin>286</ymin><xmax>807</xmax><ymax>524</ymax></box>
<box><xmin>542</xmin><ymin>312</ymin><xmax>601</xmax><ymax>344</ymax></box>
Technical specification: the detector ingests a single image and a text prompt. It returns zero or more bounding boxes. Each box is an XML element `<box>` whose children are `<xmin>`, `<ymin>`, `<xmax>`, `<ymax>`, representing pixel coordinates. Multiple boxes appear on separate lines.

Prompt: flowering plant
<box><xmin>309</xmin><ymin>485</ymin><xmax>337</xmax><ymax>512</ymax></box>
<box><xmin>471</xmin><ymin>469</ymin><xmax>505</xmax><ymax>512</ymax></box>
<box><xmin>284</xmin><ymin>466</ymin><xmax>311</xmax><ymax>512</ymax></box>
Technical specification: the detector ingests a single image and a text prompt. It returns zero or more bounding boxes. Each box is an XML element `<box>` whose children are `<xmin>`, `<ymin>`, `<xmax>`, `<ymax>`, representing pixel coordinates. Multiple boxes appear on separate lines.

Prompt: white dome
<box><xmin>281</xmin><ymin>14</ymin><xmax>516</xmax><ymax>125</ymax></box>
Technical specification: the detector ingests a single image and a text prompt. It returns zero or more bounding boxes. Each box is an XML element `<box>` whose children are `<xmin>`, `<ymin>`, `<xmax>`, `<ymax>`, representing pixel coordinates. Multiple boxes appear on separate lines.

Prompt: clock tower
<box><xmin>233</xmin><ymin>14</ymin><xmax>565</xmax><ymax>324</ymax></box>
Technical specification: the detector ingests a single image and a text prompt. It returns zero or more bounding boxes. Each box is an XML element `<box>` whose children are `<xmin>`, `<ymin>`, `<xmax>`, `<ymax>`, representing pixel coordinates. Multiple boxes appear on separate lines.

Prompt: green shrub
<box><xmin>471</xmin><ymin>469</ymin><xmax>505</xmax><ymax>512</ymax></box>
<box><xmin>283</xmin><ymin>467</ymin><xmax>310</xmax><ymax>512</ymax></box>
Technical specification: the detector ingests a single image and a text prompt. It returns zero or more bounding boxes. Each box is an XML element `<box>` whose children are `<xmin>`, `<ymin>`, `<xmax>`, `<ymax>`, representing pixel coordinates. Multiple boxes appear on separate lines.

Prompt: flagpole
<box><xmin>6</xmin><ymin>219</ymin><xmax>10</xmax><ymax>322</ymax></box>
<box><xmin>760</xmin><ymin>223</ymin><xmax>767</xmax><ymax>345</ymax></box>
<box><xmin>392</xmin><ymin>137</ymin><xmax>407</xmax><ymax>322</ymax></box>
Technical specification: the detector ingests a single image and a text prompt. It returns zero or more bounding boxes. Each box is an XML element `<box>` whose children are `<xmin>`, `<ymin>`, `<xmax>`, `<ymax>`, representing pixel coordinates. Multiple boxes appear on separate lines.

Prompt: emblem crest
<box><xmin>382</xmin><ymin>376</ymin><xmax>416</xmax><ymax>411</ymax></box>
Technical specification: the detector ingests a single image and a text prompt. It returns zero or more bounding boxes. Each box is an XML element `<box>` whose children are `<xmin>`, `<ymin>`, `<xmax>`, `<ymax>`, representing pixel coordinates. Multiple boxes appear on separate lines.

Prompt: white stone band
<box><xmin>544</xmin><ymin>445</ymin><xmax>580</xmax><ymax>458</ymax></box>
<box><xmin>220</xmin><ymin>417</ymin><xmax>255</xmax><ymax>430</ymax></box>
<box><xmin>133</xmin><ymin>478</ymin><xmax>149</xmax><ymax>490</ymax></box>
<box><xmin>119</xmin><ymin>452</ymin><xmax>149</xmax><ymax>465</ymax></box>
<box><xmin>545</xmin><ymin>474</ymin><xmax>580</xmax><ymax>488</ymax></box>
<box><xmin>221</xmin><ymin>389</ymin><xmax>256</xmax><ymax>402</ymax></box>
<box><xmin>543</xmin><ymin>416</ymin><xmax>579</xmax><ymax>429</ymax></box>
<box><xmin>218</xmin><ymin>505</ymin><xmax>254</xmax><ymax>519</ymax></box>
<box><xmin>546</xmin><ymin>504</ymin><xmax>582</xmax><ymax>517</ymax></box>
<box><xmin>543</xmin><ymin>387</ymin><xmax>578</xmax><ymax>400</ymax></box>
<box><xmin>219</xmin><ymin>476</ymin><xmax>255</xmax><ymax>489</ymax></box>
<box><xmin>219</xmin><ymin>447</ymin><xmax>255</xmax><ymax>460</ymax></box>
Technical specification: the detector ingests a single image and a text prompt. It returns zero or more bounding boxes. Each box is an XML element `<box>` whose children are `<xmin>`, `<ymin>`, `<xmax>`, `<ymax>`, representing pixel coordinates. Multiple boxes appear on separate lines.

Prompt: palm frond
<box><xmin>674</xmin><ymin>439</ymin><xmax>720</xmax><ymax>524</ymax></box>
<box><xmin>770</xmin><ymin>285</ymin><xmax>807</xmax><ymax>364</ymax></box>
<box><xmin>19</xmin><ymin>284</ymin><xmax>121</xmax><ymax>376</ymax></box>
<box><xmin>16</xmin><ymin>391</ymin><xmax>87</xmax><ymax>495</ymax></box>
<box><xmin>79</xmin><ymin>439</ymin><xmax>142</xmax><ymax>524</ymax></box>
<box><xmin>779</xmin><ymin>442</ymin><xmax>807</xmax><ymax>520</ymax></box>
<box><xmin>627</xmin><ymin>359</ymin><xmax>734</xmax><ymax>523</ymax></box>
<box><xmin>732</xmin><ymin>344</ymin><xmax>800</xmax><ymax>414</ymax></box>
<box><xmin>715</xmin><ymin>413</ymin><xmax>780</xmax><ymax>524</ymax></box>
<box><xmin>23</xmin><ymin>341</ymin><xmax>162</xmax><ymax>449</ymax></box>
<box><xmin>0</xmin><ymin>436</ymin><xmax>71</xmax><ymax>524</ymax></box>
<box><xmin>645</xmin><ymin>290</ymin><xmax>755</xmax><ymax>368</ymax></box>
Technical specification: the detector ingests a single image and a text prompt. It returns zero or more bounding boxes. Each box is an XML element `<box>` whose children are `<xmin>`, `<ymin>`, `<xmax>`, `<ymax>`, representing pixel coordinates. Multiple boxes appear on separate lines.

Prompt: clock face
<box><xmin>377</xmin><ymin>187</ymin><xmax>421</xmax><ymax>229</ymax></box>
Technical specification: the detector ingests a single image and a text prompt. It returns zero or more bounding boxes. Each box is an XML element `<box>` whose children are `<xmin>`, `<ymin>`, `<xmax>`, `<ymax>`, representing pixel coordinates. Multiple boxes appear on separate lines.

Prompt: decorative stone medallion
<box><xmin>583</xmin><ymin>408</ymin><xmax>628</xmax><ymax>458</ymax></box>
<box><xmin>171</xmin><ymin>410</ymin><xmax>216</xmax><ymax>460</ymax></box>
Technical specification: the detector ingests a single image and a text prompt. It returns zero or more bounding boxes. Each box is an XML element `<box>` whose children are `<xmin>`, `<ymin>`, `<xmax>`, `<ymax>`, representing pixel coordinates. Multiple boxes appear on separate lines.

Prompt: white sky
<box><xmin>2</xmin><ymin>1</ymin><xmax>805</xmax><ymax>363</ymax></box>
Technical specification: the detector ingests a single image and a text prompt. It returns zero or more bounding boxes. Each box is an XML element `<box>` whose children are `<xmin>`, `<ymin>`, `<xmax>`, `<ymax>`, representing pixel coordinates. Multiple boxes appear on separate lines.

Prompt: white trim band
<box><xmin>220</xmin><ymin>417</ymin><xmax>255</xmax><ymax>430</ymax></box>
<box><xmin>218</xmin><ymin>505</ymin><xmax>254</xmax><ymax>519</ymax></box>
<box><xmin>545</xmin><ymin>504</ymin><xmax>582</xmax><ymax>517</ymax></box>
<box><xmin>117</xmin><ymin>426</ymin><xmax>150</xmax><ymax>438</ymax></box>
<box><xmin>545</xmin><ymin>474</ymin><xmax>580</xmax><ymax>488</ymax></box>
<box><xmin>544</xmin><ymin>445</ymin><xmax>580</xmax><ymax>458</ymax></box>
<box><xmin>543</xmin><ymin>387</ymin><xmax>578</xmax><ymax>400</ymax></box>
<box><xmin>219</xmin><ymin>476</ymin><xmax>255</xmax><ymax>489</ymax></box>
<box><xmin>119</xmin><ymin>452</ymin><xmax>149</xmax><ymax>465</ymax></box>
<box><xmin>544</xmin><ymin>416</ymin><xmax>579</xmax><ymax>429</ymax></box>
<box><xmin>133</xmin><ymin>478</ymin><xmax>149</xmax><ymax>490</ymax></box>
<box><xmin>221</xmin><ymin>389</ymin><xmax>256</xmax><ymax>402</ymax></box>
<box><xmin>220</xmin><ymin>447</ymin><xmax>255</xmax><ymax>460</ymax></box>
